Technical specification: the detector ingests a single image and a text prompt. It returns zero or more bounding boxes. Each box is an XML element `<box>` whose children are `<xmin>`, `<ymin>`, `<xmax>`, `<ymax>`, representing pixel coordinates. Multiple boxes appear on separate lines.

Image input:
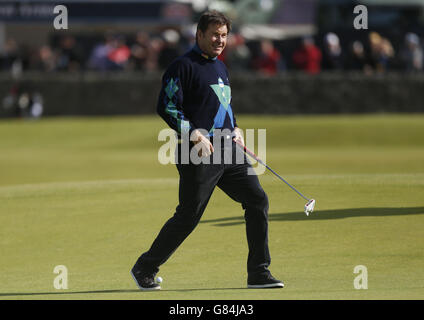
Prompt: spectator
<box><xmin>4</xmin><ymin>29</ymin><xmax>422</xmax><ymax>76</ymax></box>
<box><xmin>129</xmin><ymin>31</ymin><xmax>150</xmax><ymax>71</ymax></box>
<box><xmin>367</xmin><ymin>32</ymin><xmax>395</xmax><ymax>73</ymax></box>
<box><xmin>292</xmin><ymin>36</ymin><xmax>322</xmax><ymax>74</ymax></box>
<box><xmin>158</xmin><ymin>29</ymin><xmax>182</xmax><ymax>70</ymax></box>
<box><xmin>322</xmin><ymin>32</ymin><xmax>344</xmax><ymax>70</ymax></box>
<box><xmin>180</xmin><ymin>24</ymin><xmax>197</xmax><ymax>52</ymax></box>
<box><xmin>2</xmin><ymin>84</ymin><xmax>43</xmax><ymax>119</ymax></box>
<box><xmin>88</xmin><ymin>31</ymin><xmax>116</xmax><ymax>71</ymax></box>
<box><xmin>380</xmin><ymin>37</ymin><xmax>395</xmax><ymax>70</ymax></box>
<box><xmin>1</xmin><ymin>84</ymin><xmax>19</xmax><ymax>116</ymax></box>
<box><xmin>400</xmin><ymin>32</ymin><xmax>423</xmax><ymax>72</ymax></box>
<box><xmin>345</xmin><ymin>40</ymin><xmax>372</xmax><ymax>73</ymax></box>
<box><xmin>221</xmin><ymin>33</ymin><xmax>251</xmax><ymax>71</ymax></box>
<box><xmin>56</xmin><ymin>35</ymin><xmax>85</xmax><ymax>72</ymax></box>
<box><xmin>35</xmin><ymin>45</ymin><xmax>57</xmax><ymax>72</ymax></box>
<box><xmin>367</xmin><ymin>32</ymin><xmax>382</xmax><ymax>70</ymax></box>
<box><xmin>0</xmin><ymin>39</ymin><xmax>20</xmax><ymax>71</ymax></box>
<box><xmin>252</xmin><ymin>39</ymin><xmax>283</xmax><ymax>75</ymax></box>
<box><xmin>145</xmin><ymin>36</ymin><xmax>164</xmax><ymax>72</ymax></box>
<box><xmin>107</xmin><ymin>35</ymin><xmax>131</xmax><ymax>70</ymax></box>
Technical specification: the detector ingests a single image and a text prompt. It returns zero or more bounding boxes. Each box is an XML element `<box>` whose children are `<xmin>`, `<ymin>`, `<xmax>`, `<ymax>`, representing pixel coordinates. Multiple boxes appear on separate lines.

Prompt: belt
<box><xmin>208</xmin><ymin>134</ymin><xmax>235</xmax><ymax>143</ymax></box>
<box><xmin>177</xmin><ymin>133</ymin><xmax>235</xmax><ymax>144</ymax></box>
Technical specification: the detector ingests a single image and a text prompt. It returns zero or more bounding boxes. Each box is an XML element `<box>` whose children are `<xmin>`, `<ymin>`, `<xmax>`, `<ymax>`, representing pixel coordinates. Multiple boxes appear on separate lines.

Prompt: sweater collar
<box><xmin>193</xmin><ymin>43</ymin><xmax>218</xmax><ymax>61</ymax></box>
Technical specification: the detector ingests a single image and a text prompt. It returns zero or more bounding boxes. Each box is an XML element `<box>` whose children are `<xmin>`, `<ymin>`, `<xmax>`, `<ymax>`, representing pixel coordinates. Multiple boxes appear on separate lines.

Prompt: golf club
<box><xmin>234</xmin><ymin>140</ymin><xmax>316</xmax><ymax>215</ymax></box>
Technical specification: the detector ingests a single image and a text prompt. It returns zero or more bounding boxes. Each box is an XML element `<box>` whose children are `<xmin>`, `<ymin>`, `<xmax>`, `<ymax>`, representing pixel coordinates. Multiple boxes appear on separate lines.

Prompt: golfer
<box><xmin>131</xmin><ymin>10</ymin><xmax>283</xmax><ymax>290</ymax></box>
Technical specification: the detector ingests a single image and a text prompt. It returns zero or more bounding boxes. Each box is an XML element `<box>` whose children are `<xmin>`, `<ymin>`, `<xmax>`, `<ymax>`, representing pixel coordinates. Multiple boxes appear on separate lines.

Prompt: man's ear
<box><xmin>196</xmin><ymin>29</ymin><xmax>202</xmax><ymax>42</ymax></box>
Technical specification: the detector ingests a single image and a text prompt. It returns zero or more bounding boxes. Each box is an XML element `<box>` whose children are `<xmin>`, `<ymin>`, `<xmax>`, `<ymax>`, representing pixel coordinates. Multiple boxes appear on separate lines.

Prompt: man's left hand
<box><xmin>233</xmin><ymin>127</ymin><xmax>244</xmax><ymax>146</ymax></box>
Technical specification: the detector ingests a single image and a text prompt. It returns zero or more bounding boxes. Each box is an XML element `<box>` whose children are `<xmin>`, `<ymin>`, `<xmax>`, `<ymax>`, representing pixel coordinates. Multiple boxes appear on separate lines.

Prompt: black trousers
<box><xmin>135</xmin><ymin>140</ymin><xmax>271</xmax><ymax>277</ymax></box>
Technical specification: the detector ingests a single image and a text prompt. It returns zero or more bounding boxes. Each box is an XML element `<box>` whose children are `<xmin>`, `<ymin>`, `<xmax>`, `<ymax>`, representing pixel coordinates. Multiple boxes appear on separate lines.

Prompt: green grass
<box><xmin>0</xmin><ymin>114</ymin><xmax>423</xmax><ymax>300</ymax></box>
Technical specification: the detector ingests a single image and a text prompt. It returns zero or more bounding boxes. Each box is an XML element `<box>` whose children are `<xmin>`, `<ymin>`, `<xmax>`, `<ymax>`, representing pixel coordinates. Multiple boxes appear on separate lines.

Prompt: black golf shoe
<box><xmin>247</xmin><ymin>273</ymin><xmax>284</xmax><ymax>289</ymax></box>
<box><xmin>130</xmin><ymin>266</ymin><xmax>161</xmax><ymax>291</ymax></box>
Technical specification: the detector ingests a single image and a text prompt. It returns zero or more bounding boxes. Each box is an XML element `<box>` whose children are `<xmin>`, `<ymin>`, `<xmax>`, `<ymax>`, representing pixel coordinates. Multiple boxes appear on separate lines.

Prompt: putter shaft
<box><xmin>235</xmin><ymin>141</ymin><xmax>310</xmax><ymax>202</ymax></box>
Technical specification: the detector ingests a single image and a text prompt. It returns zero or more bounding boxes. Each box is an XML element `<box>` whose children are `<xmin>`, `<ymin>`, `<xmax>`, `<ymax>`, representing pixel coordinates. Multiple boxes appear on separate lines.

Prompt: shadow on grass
<box><xmin>200</xmin><ymin>207</ymin><xmax>424</xmax><ymax>227</ymax></box>
<box><xmin>3</xmin><ymin>207</ymin><xmax>422</xmax><ymax>298</ymax></box>
<box><xmin>0</xmin><ymin>287</ymin><xmax>246</xmax><ymax>297</ymax></box>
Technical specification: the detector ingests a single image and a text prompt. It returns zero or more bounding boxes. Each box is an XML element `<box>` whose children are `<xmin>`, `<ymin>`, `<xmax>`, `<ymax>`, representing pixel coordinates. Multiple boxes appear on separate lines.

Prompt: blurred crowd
<box><xmin>1</xmin><ymin>28</ymin><xmax>423</xmax><ymax>76</ymax></box>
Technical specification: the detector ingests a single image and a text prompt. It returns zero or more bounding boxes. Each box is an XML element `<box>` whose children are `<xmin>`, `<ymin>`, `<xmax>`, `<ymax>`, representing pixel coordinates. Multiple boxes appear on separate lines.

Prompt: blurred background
<box><xmin>1</xmin><ymin>0</ymin><xmax>424</xmax><ymax>118</ymax></box>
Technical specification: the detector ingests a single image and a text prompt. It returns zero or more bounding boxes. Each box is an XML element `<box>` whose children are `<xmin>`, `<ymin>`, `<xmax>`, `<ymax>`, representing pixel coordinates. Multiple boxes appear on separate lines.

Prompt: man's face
<box><xmin>197</xmin><ymin>23</ymin><xmax>228</xmax><ymax>58</ymax></box>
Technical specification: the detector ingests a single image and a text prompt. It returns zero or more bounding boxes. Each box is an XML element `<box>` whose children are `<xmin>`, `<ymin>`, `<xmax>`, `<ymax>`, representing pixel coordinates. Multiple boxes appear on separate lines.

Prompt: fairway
<box><xmin>0</xmin><ymin>114</ymin><xmax>423</xmax><ymax>300</ymax></box>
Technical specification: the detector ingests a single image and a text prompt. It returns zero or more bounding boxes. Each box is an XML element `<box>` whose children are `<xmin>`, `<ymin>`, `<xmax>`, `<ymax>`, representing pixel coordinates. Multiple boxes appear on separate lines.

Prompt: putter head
<box><xmin>304</xmin><ymin>199</ymin><xmax>315</xmax><ymax>216</ymax></box>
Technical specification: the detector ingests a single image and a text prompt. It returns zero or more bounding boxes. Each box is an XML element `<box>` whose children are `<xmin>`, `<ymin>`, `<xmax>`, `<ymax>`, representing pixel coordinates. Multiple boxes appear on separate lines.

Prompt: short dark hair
<box><xmin>196</xmin><ymin>10</ymin><xmax>232</xmax><ymax>34</ymax></box>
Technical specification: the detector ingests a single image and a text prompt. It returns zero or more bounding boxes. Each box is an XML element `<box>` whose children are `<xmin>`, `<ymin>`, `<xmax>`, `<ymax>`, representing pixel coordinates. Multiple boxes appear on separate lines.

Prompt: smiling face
<box><xmin>197</xmin><ymin>23</ymin><xmax>228</xmax><ymax>58</ymax></box>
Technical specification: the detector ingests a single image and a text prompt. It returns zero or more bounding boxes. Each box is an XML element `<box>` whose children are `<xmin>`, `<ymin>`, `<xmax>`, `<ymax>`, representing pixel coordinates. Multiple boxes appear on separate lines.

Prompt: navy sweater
<box><xmin>157</xmin><ymin>44</ymin><xmax>237</xmax><ymax>138</ymax></box>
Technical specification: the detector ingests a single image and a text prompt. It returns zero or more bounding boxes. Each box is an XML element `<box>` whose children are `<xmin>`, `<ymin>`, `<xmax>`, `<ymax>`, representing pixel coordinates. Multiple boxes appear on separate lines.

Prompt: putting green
<box><xmin>0</xmin><ymin>114</ymin><xmax>423</xmax><ymax>299</ymax></box>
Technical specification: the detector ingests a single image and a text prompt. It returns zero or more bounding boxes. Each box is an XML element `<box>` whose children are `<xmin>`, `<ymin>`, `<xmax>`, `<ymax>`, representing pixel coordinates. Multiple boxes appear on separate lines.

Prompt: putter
<box><xmin>234</xmin><ymin>140</ymin><xmax>316</xmax><ymax>216</ymax></box>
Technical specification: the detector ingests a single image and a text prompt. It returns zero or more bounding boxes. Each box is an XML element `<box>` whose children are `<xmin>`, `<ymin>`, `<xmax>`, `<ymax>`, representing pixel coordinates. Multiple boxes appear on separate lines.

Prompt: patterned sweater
<box><xmin>156</xmin><ymin>44</ymin><xmax>238</xmax><ymax>138</ymax></box>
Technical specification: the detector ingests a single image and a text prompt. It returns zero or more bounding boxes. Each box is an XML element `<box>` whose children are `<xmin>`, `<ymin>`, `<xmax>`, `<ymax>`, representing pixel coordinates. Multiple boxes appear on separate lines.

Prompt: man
<box><xmin>131</xmin><ymin>10</ymin><xmax>283</xmax><ymax>290</ymax></box>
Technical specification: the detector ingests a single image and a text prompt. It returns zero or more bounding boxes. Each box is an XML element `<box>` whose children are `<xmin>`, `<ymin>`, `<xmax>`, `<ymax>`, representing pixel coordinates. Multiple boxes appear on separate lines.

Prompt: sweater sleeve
<box><xmin>156</xmin><ymin>60</ymin><xmax>196</xmax><ymax>136</ymax></box>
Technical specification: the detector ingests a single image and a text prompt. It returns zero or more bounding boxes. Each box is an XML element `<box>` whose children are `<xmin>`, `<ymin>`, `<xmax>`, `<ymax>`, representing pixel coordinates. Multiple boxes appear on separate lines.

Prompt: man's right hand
<box><xmin>191</xmin><ymin>129</ymin><xmax>214</xmax><ymax>157</ymax></box>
